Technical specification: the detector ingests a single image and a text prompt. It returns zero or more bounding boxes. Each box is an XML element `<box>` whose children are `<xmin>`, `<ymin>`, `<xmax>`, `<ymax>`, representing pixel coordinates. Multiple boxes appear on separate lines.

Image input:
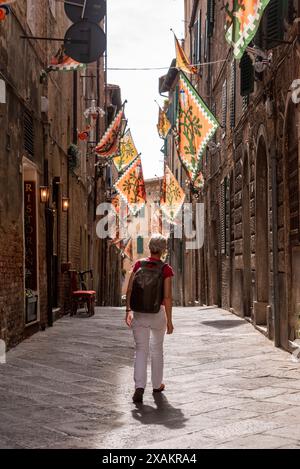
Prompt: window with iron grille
<box><xmin>23</xmin><ymin>110</ymin><xmax>34</xmax><ymax>157</ymax></box>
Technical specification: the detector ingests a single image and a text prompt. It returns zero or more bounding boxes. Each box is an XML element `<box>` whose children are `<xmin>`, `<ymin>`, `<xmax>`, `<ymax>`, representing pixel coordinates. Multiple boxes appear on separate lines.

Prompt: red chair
<box><xmin>69</xmin><ymin>270</ymin><xmax>96</xmax><ymax>317</ymax></box>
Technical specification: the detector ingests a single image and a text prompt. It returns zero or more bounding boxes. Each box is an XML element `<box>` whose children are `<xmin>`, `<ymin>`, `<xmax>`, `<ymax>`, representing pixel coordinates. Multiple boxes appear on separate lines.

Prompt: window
<box><xmin>192</xmin><ymin>20</ymin><xmax>199</xmax><ymax>67</ymax></box>
<box><xmin>137</xmin><ymin>236</ymin><xmax>144</xmax><ymax>254</ymax></box>
<box><xmin>221</xmin><ymin>80</ymin><xmax>227</xmax><ymax>134</ymax></box>
<box><xmin>24</xmin><ymin>110</ymin><xmax>34</xmax><ymax>157</ymax></box>
<box><xmin>229</xmin><ymin>61</ymin><xmax>236</xmax><ymax>129</ymax></box>
<box><xmin>207</xmin><ymin>0</ymin><xmax>215</xmax><ymax>38</ymax></box>
<box><xmin>240</xmin><ymin>52</ymin><xmax>254</xmax><ymax>97</ymax></box>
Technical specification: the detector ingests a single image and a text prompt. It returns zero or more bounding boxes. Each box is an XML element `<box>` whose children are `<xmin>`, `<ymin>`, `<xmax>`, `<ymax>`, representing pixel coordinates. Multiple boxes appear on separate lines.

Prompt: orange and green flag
<box><xmin>123</xmin><ymin>238</ymin><xmax>133</xmax><ymax>261</ymax></box>
<box><xmin>113</xmin><ymin>129</ymin><xmax>139</xmax><ymax>173</ymax></box>
<box><xmin>114</xmin><ymin>156</ymin><xmax>146</xmax><ymax>216</ymax></box>
<box><xmin>160</xmin><ymin>165</ymin><xmax>185</xmax><ymax>224</ymax></box>
<box><xmin>95</xmin><ymin>108</ymin><xmax>124</xmax><ymax>158</ymax></box>
<box><xmin>225</xmin><ymin>0</ymin><xmax>271</xmax><ymax>59</ymax></box>
<box><xmin>174</xmin><ymin>33</ymin><xmax>198</xmax><ymax>75</ymax></box>
<box><xmin>175</xmin><ymin>72</ymin><xmax>219</xmax><ymax>184</ymax></box>
<box><xmin>47</xmin><ymin>46</ymin><xmax>85</xmax><ymax>72</ymax></box>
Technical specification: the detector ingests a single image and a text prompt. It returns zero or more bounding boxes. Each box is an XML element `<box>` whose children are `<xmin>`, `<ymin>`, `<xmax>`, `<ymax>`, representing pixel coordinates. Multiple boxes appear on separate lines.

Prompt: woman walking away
<box><xmin>125</xmin><ymin>234</ymin><xmax>174</xmax><ymax>404</ymax></box>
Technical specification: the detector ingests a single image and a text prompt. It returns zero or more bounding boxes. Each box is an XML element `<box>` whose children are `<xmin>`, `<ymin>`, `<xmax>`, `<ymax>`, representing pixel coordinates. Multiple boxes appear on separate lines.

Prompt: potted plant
<box><xmin>67</xmin><ymin>144</ymin><xmax>80</xmax><ymax>171</ymax></box>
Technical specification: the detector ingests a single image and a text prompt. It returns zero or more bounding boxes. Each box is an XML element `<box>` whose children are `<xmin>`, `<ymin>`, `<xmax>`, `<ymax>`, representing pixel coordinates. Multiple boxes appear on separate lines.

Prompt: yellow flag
<box><xmin>174</xmin><ymin>34</ymin><xmax>198</xmax><ymax>75</ymax></box>
<box><xmin>160</xmin><ymin>165</ymin><xmax>185</xmax><ymax>224</ymax></box>
<box><xmin>113</xmin><ymin>130</ymin><xmax>138</xmax><ymax>173</ymax></box>
<box><xmin>157</xmin><ymin>107</ymin><xmax>171</xmax><ymax>139</ymax></box>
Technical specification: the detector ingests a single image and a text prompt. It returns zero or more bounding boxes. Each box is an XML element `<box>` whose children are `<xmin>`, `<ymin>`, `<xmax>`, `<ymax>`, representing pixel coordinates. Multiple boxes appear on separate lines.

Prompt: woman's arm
<box><xmin>125</xmin><ymin>271</ymin><xmax>135</xmax><ymax>327</ymax></box>
<box><xmin>164</xmin><ymin>277</ymin><xmax>174</xmax><ymax>334</ymax></box>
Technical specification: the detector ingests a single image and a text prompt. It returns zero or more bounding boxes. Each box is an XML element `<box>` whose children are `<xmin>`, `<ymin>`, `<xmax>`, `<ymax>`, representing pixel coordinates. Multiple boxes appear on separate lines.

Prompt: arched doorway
<box><xmin>254</xmin><ymin>136</ymin><xmax>269</xmax><ymax>325</ymax></box>
<box><xmin>242</xmin><ymin>152</ymin><xmax>251</xmax><ymax>316</ymax></box>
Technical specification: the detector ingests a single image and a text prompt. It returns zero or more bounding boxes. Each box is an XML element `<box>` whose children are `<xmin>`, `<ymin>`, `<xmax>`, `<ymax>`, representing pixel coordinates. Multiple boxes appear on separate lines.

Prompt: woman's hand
<box><xmin>125</xmin><ymin>310</ymin><xmax>133</xmax><ymax>328</ymax></box>
<box><xmin>166</xmin><ymin>320</ymin><xmax>174</xmax><ymax>335</ymax></box>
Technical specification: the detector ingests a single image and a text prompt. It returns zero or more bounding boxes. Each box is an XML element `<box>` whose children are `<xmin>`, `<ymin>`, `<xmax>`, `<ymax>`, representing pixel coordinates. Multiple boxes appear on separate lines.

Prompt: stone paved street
<box><xmin>1</xmin><ymin>307</ymin><xmax>300</xmax><ymax>449</ymax></box>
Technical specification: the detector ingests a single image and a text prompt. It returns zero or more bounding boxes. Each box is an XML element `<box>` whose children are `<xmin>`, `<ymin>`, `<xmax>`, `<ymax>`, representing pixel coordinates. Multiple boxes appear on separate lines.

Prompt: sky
<box><xmin>107</xmin><ymin>0</ymin><xmax>184</xmax><ymax>180</ymax></box>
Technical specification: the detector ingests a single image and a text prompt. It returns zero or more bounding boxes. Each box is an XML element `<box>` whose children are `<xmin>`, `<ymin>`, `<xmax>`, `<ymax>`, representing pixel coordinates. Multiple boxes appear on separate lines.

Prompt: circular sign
<box><xmin>64</xmin><ymin>20</ymin><xmax>106</xmax><ymax>63</ymax></box>
<box><xmin>64</xmin><ymin>0</ymin><xmax>106</xmax><ymax>24</ymax></box>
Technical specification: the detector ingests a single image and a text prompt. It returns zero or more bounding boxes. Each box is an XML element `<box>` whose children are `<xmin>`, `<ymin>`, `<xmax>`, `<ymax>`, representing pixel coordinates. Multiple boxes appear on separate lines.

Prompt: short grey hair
<box><xmin>149</xmin><ymin>234</ymin><xmax>167</xmax><ymax>255</ymax></box>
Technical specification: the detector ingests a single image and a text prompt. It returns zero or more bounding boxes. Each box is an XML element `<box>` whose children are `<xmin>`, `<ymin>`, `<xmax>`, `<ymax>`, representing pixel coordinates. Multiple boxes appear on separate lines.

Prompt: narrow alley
<box><xmin>1</xmin><ymin>307</ymin><xmax>300</xmax><ymax>449</ymax></box>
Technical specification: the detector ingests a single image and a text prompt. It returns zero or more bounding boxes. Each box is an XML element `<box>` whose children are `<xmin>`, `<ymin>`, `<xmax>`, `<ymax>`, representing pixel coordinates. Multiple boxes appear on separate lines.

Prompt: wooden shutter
<box><xmin>225</xmin><ymin>177</ymin><xmax>230</xmax><ymax>256</ymax></box>
<box><xmin>193</xmin><ymin>20</ymin><xmax>199</xmax><ymax>66</ymax></box>
<box><xmin>24</xmin><ymin>110</ymin><xmax>34</xmax><ymax>157</ymax></box>
<box><xmin>229</xmin><ymin>61</ymin><xmax>236</xmax><ymax>129</ymax></box>
<box><xmin>240</xmin><ymin>52</ymin><xmax>254</xmax><ymax>97</ymax></box>
<box><xmin>219</xmin><ymin>180</ymin><xmax>226</xmax><ymax>254</ymax></box>
<box><xmin>137</xmin><ymin>236</ymin><xmax>144</xmax><ymax>254</ymax></box>
<box><xmin>264</xmin><ymin>0</ymin><xmax>284</xmax><ymax>49</ymax></box>
<box><xmin>221</xmin><ymin>80</ymin><xmax>227</xmax><ymax>132</ymax></box>
<box><xmin>197</xmin><ymin>10</ymin><xmax>202</xmax><ymax>63</ymax></box>
<box><xmin>207</xmin><ymin>0</ymin><xmax>215</xmax><ymax>38</ymax></box>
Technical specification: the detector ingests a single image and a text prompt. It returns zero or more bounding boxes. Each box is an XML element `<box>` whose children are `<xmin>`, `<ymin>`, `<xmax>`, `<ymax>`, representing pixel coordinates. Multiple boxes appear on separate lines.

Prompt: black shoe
<box><xmin>132</xmin><ymin>388</ymin><xmax>144</xmax><ymax>403</ymax></box>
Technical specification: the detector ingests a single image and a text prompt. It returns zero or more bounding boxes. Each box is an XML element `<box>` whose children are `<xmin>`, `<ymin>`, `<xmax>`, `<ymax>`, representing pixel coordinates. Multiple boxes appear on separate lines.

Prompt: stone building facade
<box><xmin>0</xmin><ymin>1</ymin><xmax>120</xmax><ymax>348</ymax></box>
<box><xmin>164</xmin><ymin>0</ymin><xmax>300</xmax><ymax>350</ymax></box>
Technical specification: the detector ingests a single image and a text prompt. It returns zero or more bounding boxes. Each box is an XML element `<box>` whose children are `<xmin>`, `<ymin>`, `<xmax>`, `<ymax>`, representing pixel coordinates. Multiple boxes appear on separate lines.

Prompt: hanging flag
<box><xmin>160</xmin><ymin>165</ymin><xmax>185</xmax><ymax>224</ymax></box>
<box><xmin>77</xmin><ymin>125</ymin><xmax>91</xmax><ymax>141</ymax></box>
<box><xmin>225</xmin><ymin>0</ymin><xmax>271</xmax><ymax>60</ymax></box>
<box><xmin>95</xmin><ymin>108</ymin><xmax>124</xmax><ymax>158</ymax></box>
<box><xmin>175</xmin><ymin>72</ymin><xmax>219</xmax><ymax>182</ymax></box>
<box><xmin>47</xmin><ymin>46</ymin><xmax>85</xmax><ymax>72</ymax></box>
<box><xmin>111</xmin><ymin>194</ymin><xmax>129</xmax><ymax>220</ymax></box>
<box><xmin>157</xmin><ymin>105</ymin><xmax>171</xmax><ymax>139</ymax></box>
<box><xmin>123</xmin><ymin>238</ymin><xmax>133</xmax><ymax>260</ymax></box>
<box><xmin>173</xmin><ymin>31</ymin><xmax>198</xmax><ymax>75</ymax></box>
<box><xmin>113</xmin><ymin>129</ymin><xmax>138</xmax><ymax>173</ymax></box>
<box><xmin>114</xmin><ymin>156</ymin><xmax>146</xmax><ymax>216</ymax></box>
<box><xmin>187</xmin><ymin>168</ymin><xmax>205</xmax><ymax>190</ymax></box>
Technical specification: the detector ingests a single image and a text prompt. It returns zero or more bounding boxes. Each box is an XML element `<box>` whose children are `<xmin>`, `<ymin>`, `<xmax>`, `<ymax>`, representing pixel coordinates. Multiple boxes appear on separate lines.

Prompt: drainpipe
<box><xmin>271</xmin><ymin>144</ymin><xmax>280</xmax><ymax>347</ymax></box>
<box><xmin>271</xmin><ymin>84</ymin><xmax>280</xmax><ymax>347</ymax></box>
<box><xmin>43</xmin><ymin>129</ymin><xmax>53</xmax><ymax>328</ymax></box>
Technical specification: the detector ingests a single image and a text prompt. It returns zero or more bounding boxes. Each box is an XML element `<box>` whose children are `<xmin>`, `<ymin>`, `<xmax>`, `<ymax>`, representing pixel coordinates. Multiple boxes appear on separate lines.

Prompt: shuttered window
<box><xmin>207</xmin><ymin>0</ymin><xmax>215</xmax><ymax>38</ymax></box>
<box><xmin>193</xmin><ymin>20</ymin><xmax>199</xmax><ymax>67</ymax></box>
<box><xmin>221</xmin><ymin>79</ymin><xmax>227</xmax><ymax>133</ymax></box>
<box><xmin>219</xmin><ymin>180</ymin><xmax>226</xmax><ymax>254</ymax></box>
<box><xmin>265</xmin><ymin>0</ymin><xmax>284</xmax><ymax>49</ymax></box>
<box><xmin>137</xmin><ymin>236</ymin><xmax>144</xmax><ymax>254</ymax></box>
<box><xmin>240</xmin><ymin>52</ymin><xmax>254</xmax><ymax>97</ymax></box>
<box><xmin>229</xmin><ymin>61</ymin><xmax>236</xmax><ymax>129</ymax></box>
<box><xmin>287</xmin><ymin>108</ymin><xmax>300</xmax><ymax>245</ymax></box>
<box><xmin>197</xmin><ymin>10</ymin><xmax>202</xmax><ymax>64</ymax></box>
<box><xmin>23</xmin><ymin>110</ymin><xmax>34</xmax><ymax>157</ymax></box>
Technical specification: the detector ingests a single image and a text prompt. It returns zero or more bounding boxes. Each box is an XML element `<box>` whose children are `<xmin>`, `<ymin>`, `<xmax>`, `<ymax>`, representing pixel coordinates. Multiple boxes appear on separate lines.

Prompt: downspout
<box><xmin>43</xmin><ymin>127</ymin><xmax>53</xmax><ymax>327</ymax></box>
<box><xmin>271</xmin><ymin>82</ymin><xmax>280</xmax><ymax>347</ymax></box>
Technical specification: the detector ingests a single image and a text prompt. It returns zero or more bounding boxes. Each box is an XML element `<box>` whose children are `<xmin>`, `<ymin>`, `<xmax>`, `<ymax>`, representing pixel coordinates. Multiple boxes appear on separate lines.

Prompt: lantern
<box><xmin>62</xmin><ymin>197</ymin><xmax>70</xmax><ymax>212</ymax></box>
<box><xmin>40</xmin><ymin>186</ymin><xmax>50</xmax><ymax>204</ymax></box>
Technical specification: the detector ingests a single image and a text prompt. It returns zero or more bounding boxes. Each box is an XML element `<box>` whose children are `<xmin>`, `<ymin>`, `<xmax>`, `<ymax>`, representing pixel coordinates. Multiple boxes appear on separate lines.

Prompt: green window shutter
<box><xmin>219</xmin><ymin>180</ymin><xmax>226</xmax><ymax>255</ymax></box>
<box><xmin>240</xmin><ymin>52</ymin><xmax>254</xmax><ymax>97</ymax></box>
<box><xmin>264</xmin><ymin>0</ymin><xmax>284</xmax><ymax>50</ymax></box>
<box><xmin>207</xmin><ymin>0</ymin><xmax>215</xmax><ymax>37</ymax></box>
<box><xmin>193</xmin><ymin>20</ymin><xmax>199</xmax><ymax>66</ymax></box>
<box><xmin>229</xmin><ymin>61</ymin><xmax>236</xmax><ymax>129</ymax></box>
<box><xmin>221</xmin><ymin>79</ymin><xmax>227</xmax><ymax>132</ymax></box>
<box><xmin>137</xmin><ymin>236</ymin><xmax>144</xmax><ymax>254</ymax></box>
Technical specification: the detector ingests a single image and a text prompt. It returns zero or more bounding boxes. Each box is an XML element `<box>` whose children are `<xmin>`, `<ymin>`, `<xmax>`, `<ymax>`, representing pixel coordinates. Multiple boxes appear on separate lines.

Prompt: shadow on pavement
<box><xmin>201</xmin><ymin>320</ymin><xmax>245</xmax><ymax>329</ymax></box>
<box><xmin>131</xmin><ymin>393</ymin><xmax>188</xmax><ymax>429</ymax></box>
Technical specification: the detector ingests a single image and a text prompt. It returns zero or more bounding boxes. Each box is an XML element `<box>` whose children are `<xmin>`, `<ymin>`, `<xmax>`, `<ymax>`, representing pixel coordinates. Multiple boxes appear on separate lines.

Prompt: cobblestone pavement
<box><xmin>1</xmin><ymin>307</ymin><xmax>300</xmax><ymax>449</ymax></box>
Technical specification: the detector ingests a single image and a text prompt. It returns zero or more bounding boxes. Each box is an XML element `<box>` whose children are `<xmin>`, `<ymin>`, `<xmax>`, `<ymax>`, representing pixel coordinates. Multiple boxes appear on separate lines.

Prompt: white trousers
<box><xmin>132</xmin><ymin>307</ymin><xmax>167</xmax><ymax>390</ymax></box>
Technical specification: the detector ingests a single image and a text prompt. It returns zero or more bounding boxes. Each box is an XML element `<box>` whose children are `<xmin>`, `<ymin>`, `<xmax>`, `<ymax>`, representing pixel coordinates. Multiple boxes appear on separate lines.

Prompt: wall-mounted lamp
<box><xmin>62</xmin><ymin>197</ymin><xmax>70</xmax><ymax>212</ymax></box>
<box><xmin>40</xmin><ymin>186</ymin><xmax>50</xmax><ymax>203</ymax></box>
